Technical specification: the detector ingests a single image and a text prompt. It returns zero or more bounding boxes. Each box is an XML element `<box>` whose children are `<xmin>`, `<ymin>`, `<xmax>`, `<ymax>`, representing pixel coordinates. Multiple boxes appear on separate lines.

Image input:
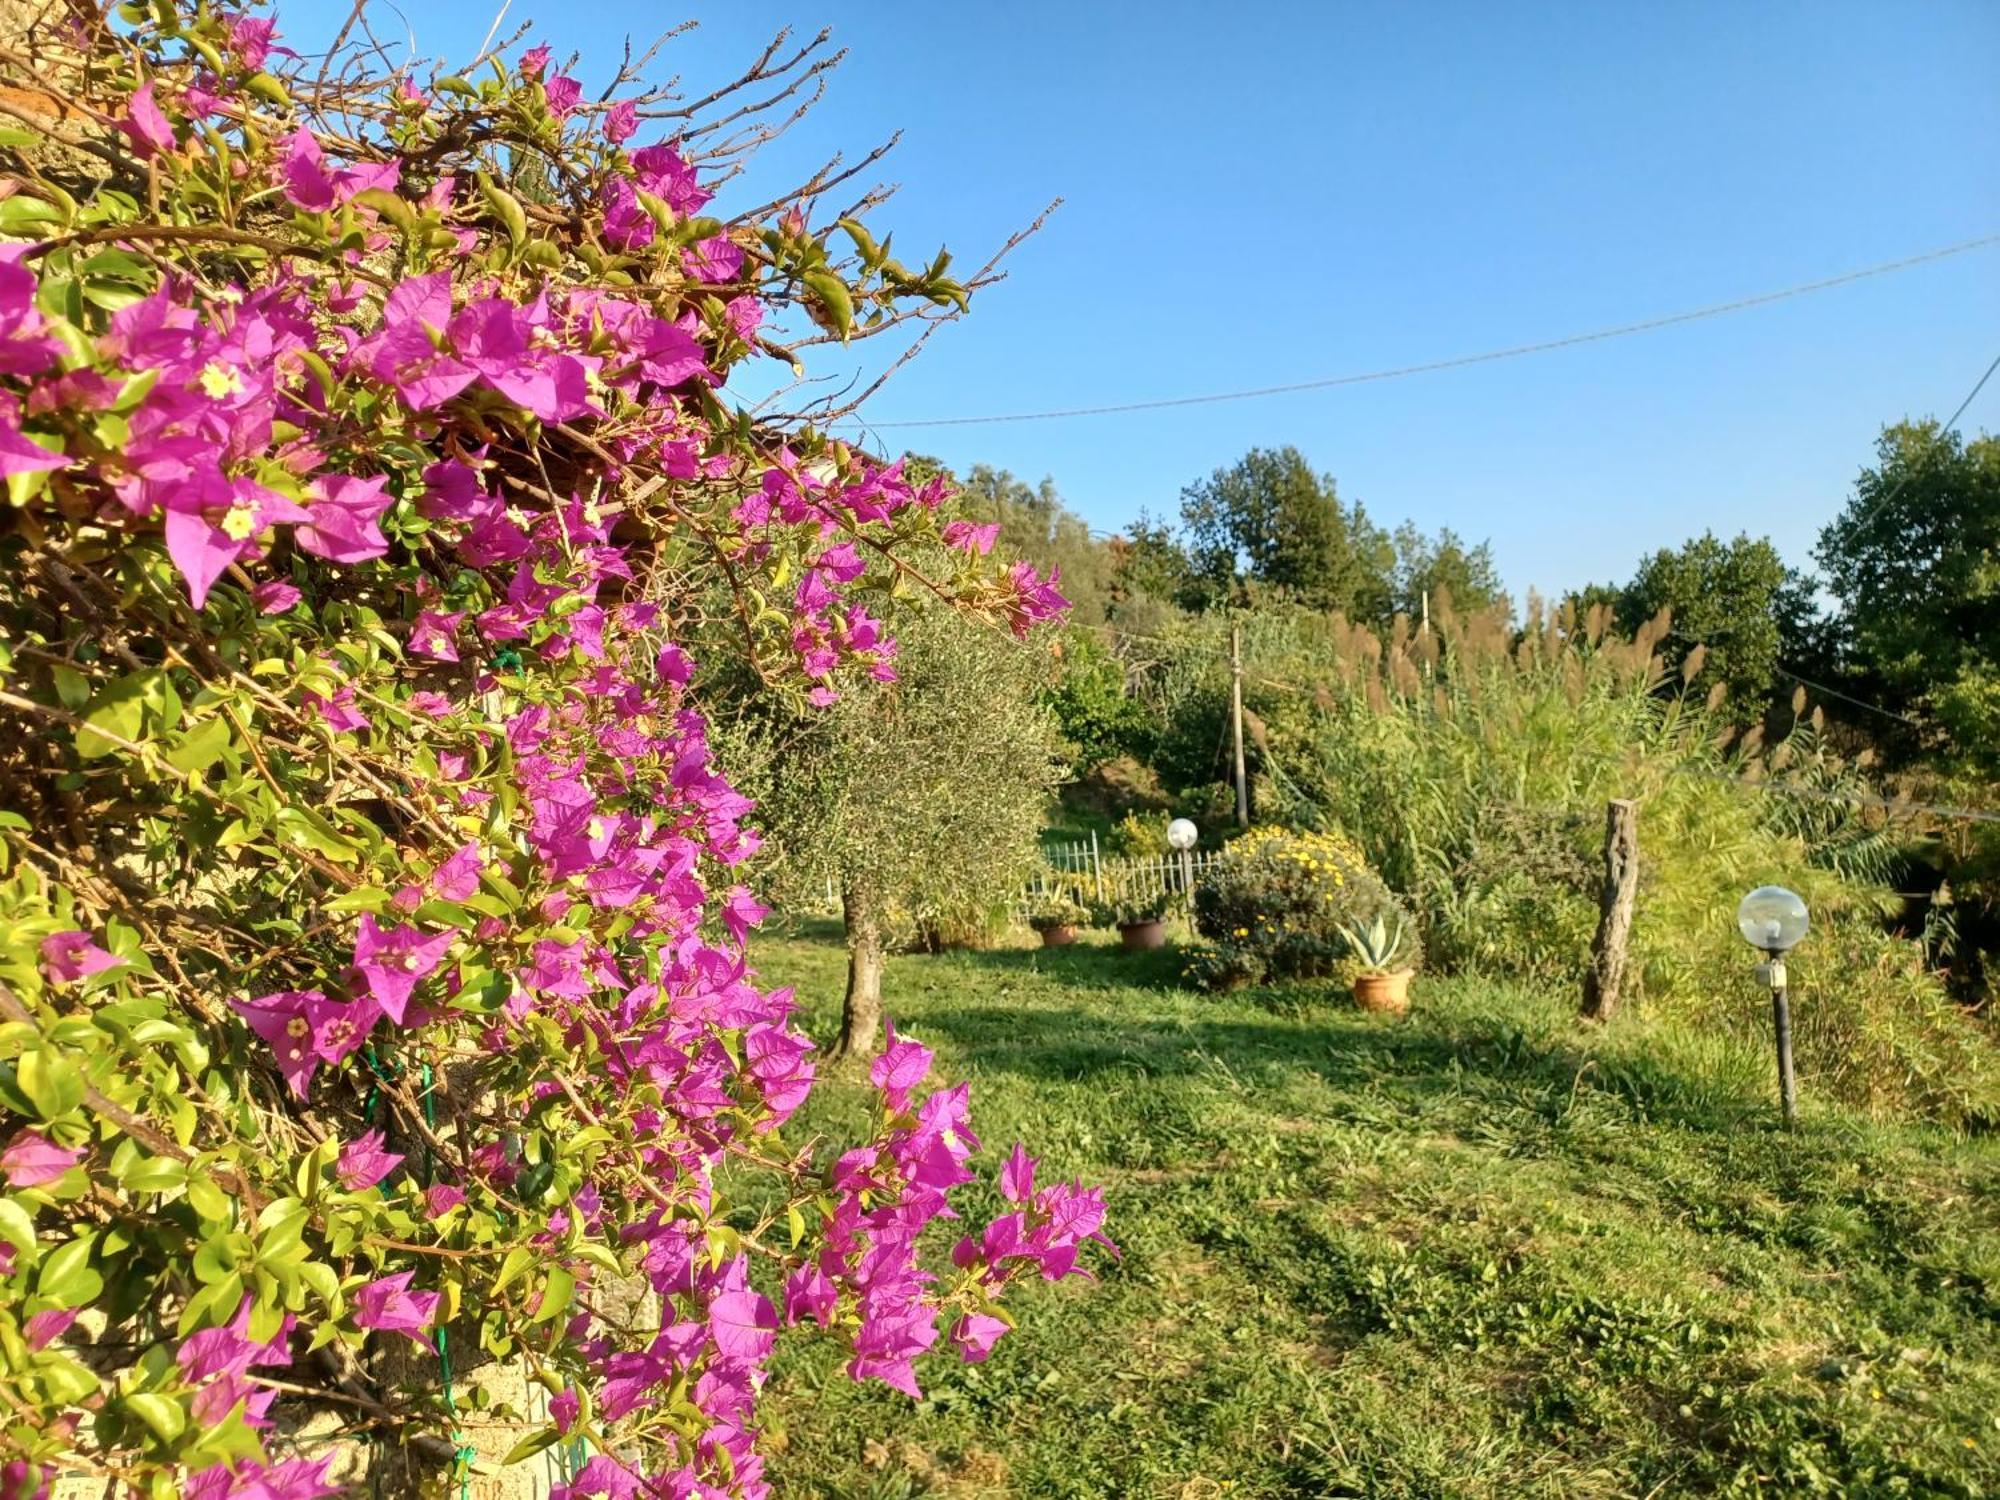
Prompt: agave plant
<box><xmin>1339</xmin><ymin>912</ymin><xmax>1415</xmax><ymax>974</ymax></box>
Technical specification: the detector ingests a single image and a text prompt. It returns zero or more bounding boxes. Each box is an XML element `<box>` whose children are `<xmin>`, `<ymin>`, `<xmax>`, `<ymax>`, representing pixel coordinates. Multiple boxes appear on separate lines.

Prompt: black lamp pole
<box><xmin>1765</xmin><ymin>954</ymin><xmax>1797</xmax><ymax>1128</ymax></box>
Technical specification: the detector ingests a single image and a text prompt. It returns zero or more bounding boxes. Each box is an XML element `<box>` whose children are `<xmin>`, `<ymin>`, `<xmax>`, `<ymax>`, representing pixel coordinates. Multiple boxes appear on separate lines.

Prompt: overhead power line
<box><xmin>865</xmin><ymin>232</ymin><xmax>2000</xmax><ymax>428</ymax></box>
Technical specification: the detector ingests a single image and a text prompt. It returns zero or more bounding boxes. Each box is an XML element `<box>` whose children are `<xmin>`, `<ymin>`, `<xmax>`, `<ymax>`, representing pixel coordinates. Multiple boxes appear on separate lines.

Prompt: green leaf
<box><xmin>273</xmin><ymin>807</ymin><xmax>361</xmax><ymax>862</ymax></box>
<box><xmin>0</xmin><ymin>195</ymin><xmax>61</xmax><ymax>233</ymax></box>
<box><xmin>477</xmin><ymin>172</ymin><xmax>528</xmax><ymax>249</ymax></box>
<box><xmin>530</xmin><ymin>1265</ymin><xmax>574</xmax><ymax>1324</ymax></box>
<box><xmin>75</xmin><ymin>670</ymin><xmax>171</xmax><ymax>760</ymax></box>
<box><xmin>185</xmin><ymin>1171</ymin><xmax>232</xmax><ymax>1225</ymax></box>
<box><xmin>491</xmin><ymin>1245</ymin><xmax>536</xmax><ymax>1299</ymax></box>
<box><xmin>16</xmin><ymin>1048</ymin><xmax>84</xmax><ymax>1120</ymax></box>
<box><xmin>117</xmin><ymin>1155</ymin><xmax>187</xmax><ymax>1194</ymax></box>
<box><xmin>352</xmin><ymin>187</ymin><xmax>417</xmax><ymax>235</ymax></box>
<box><xmin>245</xmin><ymin>72</ymin><xmax>293</xmax><ymax>109</ymax></box>
<box><xmin>164</xmin><ymin>715</ymin><xmax>234</xmax><ymax>775</ymax></box>
<box><xmin>0</xmin><ymin>1197</ymin><xmax>40</xmax><ymax>1265</ymax></box>
<box><xmin>36</xmin><ymin>1233</ymin><xmax>101</xmax><ymax>1307</ymax></box>
<box><xmin>802</xmin><ymin>270</ymin><xmax>853</xmax><ymax>340</ymax></box>
<box><xmin>500</xmin><ymin>1427</ymin><xmax>562</xmax><ymax>1466</ymax></box>
<box><xmin>123</xmin><ymin>1392</ymin><xmax>187</xmax><ymax>1444</ymax></box>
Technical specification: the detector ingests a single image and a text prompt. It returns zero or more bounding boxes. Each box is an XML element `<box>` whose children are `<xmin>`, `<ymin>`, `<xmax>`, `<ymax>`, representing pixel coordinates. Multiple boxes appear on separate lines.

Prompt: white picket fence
<box><xmin>1028</xmin><ymin>836</ymin><xmax>1223</xmax><ymax>905</ymax></box>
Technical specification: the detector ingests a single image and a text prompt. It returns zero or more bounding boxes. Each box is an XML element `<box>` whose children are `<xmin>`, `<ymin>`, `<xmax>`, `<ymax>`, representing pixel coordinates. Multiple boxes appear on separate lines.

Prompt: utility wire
<box><xmin>866</xmin><ymin>232</ymin><xmax>2000</xmax><ymax>428</ymax></box>
<box><xmin>1822</xmin><ymin>345</ymin><xmax>2000</xmax><ymax>542</ymax></box>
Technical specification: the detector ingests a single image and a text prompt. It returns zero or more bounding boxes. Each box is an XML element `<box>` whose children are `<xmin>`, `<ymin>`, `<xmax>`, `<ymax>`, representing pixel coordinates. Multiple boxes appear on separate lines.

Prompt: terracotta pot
<box><xmin>1037</xmin><ymin>924</ymin><xmax>1078</xmax><ymax>948</ymax></box>
<box><xmin>1352</xmin><ymin>969</ymin><xmax>1413</xmax><ymax>1015</ymax></box>
<box><xmin>1118</xmin><ymin>919</ymin><xmax>1167</xmax><ymax>951</ymax></box>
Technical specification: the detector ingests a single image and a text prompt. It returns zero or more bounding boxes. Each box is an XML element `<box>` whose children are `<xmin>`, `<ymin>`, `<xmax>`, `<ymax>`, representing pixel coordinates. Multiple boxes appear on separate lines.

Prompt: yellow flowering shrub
<box><xmin>1187</xmin><ymin>826</ymin><xmax>1417</xmax><ymax>990</ymax></box>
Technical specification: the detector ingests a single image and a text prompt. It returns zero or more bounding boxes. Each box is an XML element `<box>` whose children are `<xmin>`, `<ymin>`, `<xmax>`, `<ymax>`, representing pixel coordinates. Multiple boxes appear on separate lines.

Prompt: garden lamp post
<box><xmin>1167</xmin><ymin>818</ymin><xmax>1198</xmax><ymax>918</ymax></box>
<box><xmin>1737</xmin><ymin>885</ymin><xmax>1809</xmax><ymax>1127</ymax></box>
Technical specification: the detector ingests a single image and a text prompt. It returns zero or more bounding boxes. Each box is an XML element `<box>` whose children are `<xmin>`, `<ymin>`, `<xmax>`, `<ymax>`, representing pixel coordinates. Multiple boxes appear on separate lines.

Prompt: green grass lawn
<box><xmin>744</xmin><ymin>921</ymin><xmax>2000</xmax><ymax>1499</ymax></box>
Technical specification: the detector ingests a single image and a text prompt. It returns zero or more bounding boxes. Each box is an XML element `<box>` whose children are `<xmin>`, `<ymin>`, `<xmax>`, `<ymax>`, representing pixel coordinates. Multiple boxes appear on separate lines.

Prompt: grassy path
<box><xmin>746</xmin><ymin>923</ymin><xmax>2000</xmax><ymax>1498</ymax></box>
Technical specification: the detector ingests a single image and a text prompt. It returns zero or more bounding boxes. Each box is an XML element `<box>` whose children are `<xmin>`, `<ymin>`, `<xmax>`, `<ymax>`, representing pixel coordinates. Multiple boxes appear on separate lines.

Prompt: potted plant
<box><xmin>1111</xmin><ymin>890</ymin><xmax>1172</xmax><ymax>952</ymax></box>
<box><xmin>1025</xmin><ymin>893</ymin><xmax>1089</xmax><ymax>947</ymax></box>
<box><xmin>1340</xmin><ymin>913</ymin><xmax>1417</xmax><ymax>1014</ymax></box>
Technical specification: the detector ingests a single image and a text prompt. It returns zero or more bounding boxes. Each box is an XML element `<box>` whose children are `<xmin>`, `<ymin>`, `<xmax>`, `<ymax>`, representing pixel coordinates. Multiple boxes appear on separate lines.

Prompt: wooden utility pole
<box><xmin>1229</xmin><ymin>624</ymin><xmax>1249</xmax><ymax>827</ymax></box>
<box><xmin>1581</xmin><ymin>799</ymin><xmax>1639</xmax><ymax>1021</ymax></box>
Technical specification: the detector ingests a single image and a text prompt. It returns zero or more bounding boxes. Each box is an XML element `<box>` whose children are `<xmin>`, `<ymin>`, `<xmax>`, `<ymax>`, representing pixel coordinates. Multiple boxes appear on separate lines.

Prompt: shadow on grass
<box><xmin>912</xmin><ymin>941</ymin><xmax>1753</xmax><ymax>1134</ymax></box>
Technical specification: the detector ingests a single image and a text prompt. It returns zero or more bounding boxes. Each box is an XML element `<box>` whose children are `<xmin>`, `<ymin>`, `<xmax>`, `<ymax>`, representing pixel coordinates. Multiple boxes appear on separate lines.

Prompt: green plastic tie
<box><xmin>420</xmin><ymin>1062</ymin><xmax>469</xmax><ymax>1500</ymax></box>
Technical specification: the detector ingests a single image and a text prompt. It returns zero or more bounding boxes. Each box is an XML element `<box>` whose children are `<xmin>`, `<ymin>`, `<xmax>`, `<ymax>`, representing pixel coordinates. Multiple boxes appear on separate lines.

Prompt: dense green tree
<box><xmin>1815</xmin><ymin>421</ymin><xmax>2000</xmax><ymax>759</ymax></box>
<box><xmin>1614</xmin><ymin>531</ymin><xmax>1806</xmax><ymax>709</ymax></box>
<box><xmin>1110</xmin><ymin>507</ymin><xmax>1201</xmax><ymax>610</ymax></box>
<box><xmin>1392</xmin><ymin>523</ymin><xmax>1507</xmax><ymax>621</ymax></box>
<box><xmin>1178</xmin><ymin>446</ymin><xmax>1392</xmax><ymax>615</ymax></box>
<box><xmin>1044</xmin><ymin>627</ymin><xmax>1159</xmax><ymax>774</ymax></box>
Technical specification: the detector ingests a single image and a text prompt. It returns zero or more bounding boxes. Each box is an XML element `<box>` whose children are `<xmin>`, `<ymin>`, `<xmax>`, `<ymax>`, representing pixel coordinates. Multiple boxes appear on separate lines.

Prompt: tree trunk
<box><xmin>1580</xmin><ymin>799</ymin><xmax>1639</xmax><ymax>1021</ymax></box>
<box><xmin>836</xmin><ymin>881</ymin><xmax>885</xmax><ymax>1059</ymax></box>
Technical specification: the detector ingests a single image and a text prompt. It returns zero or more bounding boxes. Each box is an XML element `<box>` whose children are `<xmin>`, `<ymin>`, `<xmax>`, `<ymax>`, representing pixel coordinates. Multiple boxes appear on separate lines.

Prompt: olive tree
<box><xmin>730</xmin><ymin>609</ymin><xmax>1066</xmax><ymax>1057</ymax></box>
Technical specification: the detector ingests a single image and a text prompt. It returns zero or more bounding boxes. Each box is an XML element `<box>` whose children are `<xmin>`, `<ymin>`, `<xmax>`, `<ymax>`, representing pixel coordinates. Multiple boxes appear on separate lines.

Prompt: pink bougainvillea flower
<box><xmin>428</xmin><ymin>841</ymin><xmax>483</xmax><ymax>901</ymax></box>
<box><xmin>869</xmin><ymin>1021</ymin><xmax>933</xmax><ymax>1113</ymax></box>
<box><xmin>39</xmin><ymin>930</ymin><xmax>122</xmax><ymax>985</ymax></box>
<box><xmin>719</xmin><ymin>885</ymin><xmax>769</xmax><ymax>945</ymax></box>
<box><xmin>336</xmin><ymin>1129</ymin><xmax>404</xmax><ymax>1192</ymax></box>
<box><xmin>119</xmin><ymin>82</ymin><xmax>175</xmax><ymax>157</ymax></box>
<box><xmin>999</xmin><ymin>1141</ymin><xmax>1037</xmax><ymax>1204</ymax></box>
<box><xmin>25</xmin><ymin>1309</ymin><xmax>78</xmax><ymax>1351</ymax></box>
<box><xmin>293</xmin><ymin>473</ymin><xmax>392</xmax><ymax>564</ymax></box>
<box><xmin>784</xmin><ymin>1263</ymin><xmax>838</xmax><ymax>1328</ymax></box>
<box><xmin>950</xmin><ymin>1312</ymin><xmax>1009</xmax><ymax>1363</ymax></box>
<box><xmin>1004</xmin><ymin>560</ymin><xmax>1070</xmax><ymax>636</ymax></box>
<box><xmin>682</xmin><ymin>235</ymin><xmax>743</xmax><ymax>285</ymax></box>
<box><xmin>549</xmin><ymin>1387</ymin><xmax>580</xmax><ymax>1434</ymax></box>
<box><xmin>352</xmin><ymin>274</ymin><xmax>476</xmax><ymax>410</ymax></box>
<box><xmin>176</xmin><ymin>1298</ymin><xmax>293</xmax><ymax>1382</ymax></box>
<box><xmin>0</xmin><ymin>414</ymin><xmax>63</xmax><ymax>478</ymax></box>
<box><xmin>231</xmin><ymin>990</ymin><xmax>379</xmax><ymax>1097</ymax></box>
<box><xmin>186</xmin><ymin>1456</ymin><xmax>341</xmax><ymax>1500</ymax></box>
<box><xmin>604</xmin><ymin>99</ymin><xmax>638</xmax><ymax>143</ymax></box>
<box><xmin>353</xmin><ymin>1271</ymin><xmax>441</xmax><ymax>1344</ymax></box>
<box><xmin>0</xmin><ymin>1130</ymin><xmax>82</xmax><ymax>1187</ymax></box>
<box><xmin>451</xmin><ymin>298</ymin><xmax>594</xmax><ymax>422</ymax></box>
<box><xmin>519</xmin><ymin>42</ymin><xmax>551</xmax><ymax>77</ymax></box>
<box><xmin>351</xmin><ymin>914</ymin><xmax>454</xmax><ymax>1024</ymax></box>
<box><xmin>0</xmin><ymin>249</ymin><xmax>64</xmax><ymax>376</ymax></box>
<box><xmin>407</xmin><ymin>608</ymin><xmax>463</xmax><ymax>662</ymax></box>
<box><xmin>941</xmin><ymin>519</ymin><xmax>1001</xmax><ymax>556</ymax></box>
<box><xmin>544</xmin><ymin>75</ymin><xmax>582</xmax><ymax>115</ymax></box>
<box><xmin>302</xmin><ymin>683</ymin><xmax>370</xmax><ymax>734</ymax></box>
<box><xmin>162</xmin><ymin>472</ymin><xmax>309</xmax><ymax>609</ymax></box>
<box><xmin>279</xmin><ymin>129</ymin><xmax>400</xmax><ymax>212</ymax></box>
<box><xmin>250</xmin><ymin>578</ymin><xmax>302</xmax><ymax>613</ymax></box>
<box><xmin>631</xmin><ymin>144</ymin><xmax>711</xmax><ymax>215</ymax></box>
<box><xmin>228</xmin><ymin>14</ymin><xmax>280</xmax><ymax>68</ymax></box>
<box><xmin>425</xmin><ymin>1183</ymin><xmax>467</xmax><ymax>1218</ymax></box>
<box><xmin>707</xmin><ymin>1287</ymin><xmax>778</xmax><ymax>1362</ymax></box>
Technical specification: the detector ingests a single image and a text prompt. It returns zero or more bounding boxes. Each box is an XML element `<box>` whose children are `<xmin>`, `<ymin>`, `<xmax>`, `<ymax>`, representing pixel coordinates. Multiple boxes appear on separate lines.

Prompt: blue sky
<box><xmin>285</xmin><ymin>0</ymin><xmax>1999</xmax><ymax>599</ymax></box>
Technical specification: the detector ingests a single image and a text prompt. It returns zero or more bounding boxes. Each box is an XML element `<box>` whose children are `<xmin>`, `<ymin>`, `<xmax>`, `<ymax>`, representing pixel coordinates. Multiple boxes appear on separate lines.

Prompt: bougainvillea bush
<box><xmin>0</xmin><ymin>4</ymin><xmax>1106</xmax><ymax>1495</ymax></box>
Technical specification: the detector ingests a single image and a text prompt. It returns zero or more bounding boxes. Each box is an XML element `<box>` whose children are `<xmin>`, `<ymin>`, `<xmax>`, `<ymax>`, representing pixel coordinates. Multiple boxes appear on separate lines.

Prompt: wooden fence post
<box><xmin>1581</xmin><ymin>799</ymin><xmax>1639</xmax><ymax>1021</ymax></box>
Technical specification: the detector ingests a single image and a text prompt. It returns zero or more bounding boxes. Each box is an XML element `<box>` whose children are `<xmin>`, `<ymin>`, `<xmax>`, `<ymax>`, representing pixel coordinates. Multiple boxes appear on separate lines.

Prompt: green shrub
<box><xmin>1024</xmin><ymin>890</ymin><xmax>1090</xmax><ymax>932</ymax></box>
<box><xmin>1106</xmin><ymin>809</ymin><xmax>1172</xmax><ymax>858</ymax></box>
<box><xmin>1096</xmin><ymin>887</ymin><xmax>1173</xmax><ymax>926</ymax></box>
<box><xmin>1189</xmin><ymin>825</ymin><xmax>1418</xmax><ymax>988</ymax></box>
<box><xmin>1700</xmin><ymin>918</ymin><xmax>2000</xmax><ymax>1130</ymax></box>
